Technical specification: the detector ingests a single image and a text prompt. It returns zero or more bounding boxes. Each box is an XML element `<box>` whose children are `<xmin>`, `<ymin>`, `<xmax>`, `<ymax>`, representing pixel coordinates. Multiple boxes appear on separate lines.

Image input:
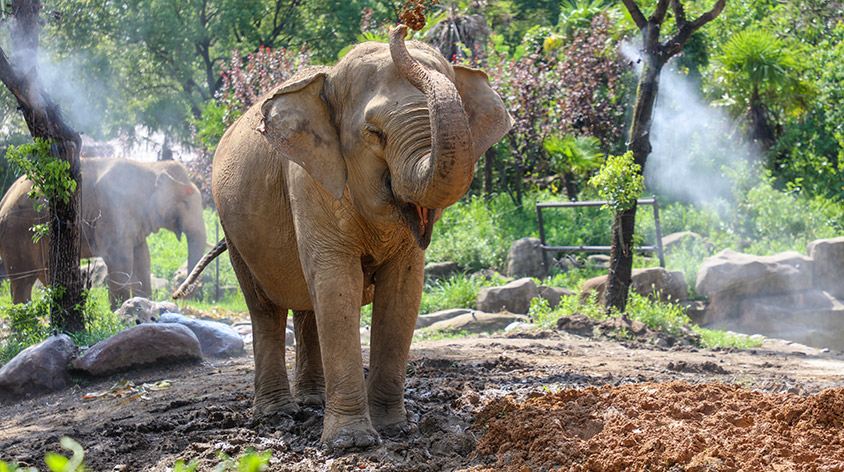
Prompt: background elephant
<box><xmin>0</xmin><ymin>158</ymin><xmax>207</xmax><ymax>307</ymax></box>
<box><xmin>200</xmin><ymin>25</ymin><xmax>510</xmax><ymax>449</ymax></box>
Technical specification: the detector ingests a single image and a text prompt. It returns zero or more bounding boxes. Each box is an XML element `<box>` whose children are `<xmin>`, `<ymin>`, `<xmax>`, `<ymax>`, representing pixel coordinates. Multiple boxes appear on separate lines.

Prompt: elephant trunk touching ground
<box><xmin>388</xmin><ymin>25</ymin><xmax>474</xmax><ymax>226</ymax></box>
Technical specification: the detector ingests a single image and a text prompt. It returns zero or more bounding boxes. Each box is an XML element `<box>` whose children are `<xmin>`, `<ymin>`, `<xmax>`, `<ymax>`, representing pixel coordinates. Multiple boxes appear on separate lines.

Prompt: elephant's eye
<box><xmin>362</xmin><ymin>123</ymin><xmax>386</xmax><ymax>148</ymax></box>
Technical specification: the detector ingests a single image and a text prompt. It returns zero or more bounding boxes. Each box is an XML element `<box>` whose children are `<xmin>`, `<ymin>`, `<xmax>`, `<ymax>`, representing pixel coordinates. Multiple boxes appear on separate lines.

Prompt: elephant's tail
<box><xmin>172</xmin><ymin>239</ymin><xmax>228</xmax><ymax>299</ymax></box>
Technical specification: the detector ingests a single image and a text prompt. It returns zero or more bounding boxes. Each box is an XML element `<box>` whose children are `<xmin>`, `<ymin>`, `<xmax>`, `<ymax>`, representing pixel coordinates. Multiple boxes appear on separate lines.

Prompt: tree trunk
<box><xmin>0</xmin><ymin>0</ymin><xmax>85</xmax><ymax>332</ymax></box>
<box><xmin>605</xmin><ymin>44</ymin><xmax>664</xmax><ymax>313</ymax></box>
<box><xmin>748</xmin><ymin>87</ymin><xmax>775</xmax><ymax>153</ymax></box>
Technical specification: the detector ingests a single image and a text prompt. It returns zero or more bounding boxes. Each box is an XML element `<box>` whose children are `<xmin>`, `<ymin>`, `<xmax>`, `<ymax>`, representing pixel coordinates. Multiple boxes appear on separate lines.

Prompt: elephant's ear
<box><xmin>453</xmin><ymin>65</ymin><xmax>513</xmax><ymax>158</ymax></box>
<box><xmin>259</xmin><ymin>70</ymin><xmax>346</xmax><ymax>200</ymax></box>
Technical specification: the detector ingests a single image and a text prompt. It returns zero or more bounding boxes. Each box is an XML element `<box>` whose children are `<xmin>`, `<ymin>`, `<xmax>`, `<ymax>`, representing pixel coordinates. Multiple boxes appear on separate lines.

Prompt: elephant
<box><xmin>174</xmin><ymin>25</ymin><xmax>510</xmax><ymax>450</ymax></box>
<box><xmin>0</xmin><ymin>158</ymin><xmax>207</xmax><ymax>308</ymax></box>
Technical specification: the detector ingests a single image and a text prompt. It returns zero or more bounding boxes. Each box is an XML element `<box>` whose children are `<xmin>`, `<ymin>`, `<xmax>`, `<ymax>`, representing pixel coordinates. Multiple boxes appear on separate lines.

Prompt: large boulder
<box><xmin>424</xmin><ymin>262</ymin><xmax>462</xmax><ymax>281</ymax></box>
<box><xmin>696</xmin><ymin>250</ymin><xmax>813</xmax><ymax>299</ymax></box>
<box><xmin>158</xmin><ymin>313</ymin><xmax>244</xmax><ymax>357</ymax></box>
<box><xmin>661</xmin><ymin>231</ymin><xmax>706</xmax><ymax>252</ymax></box>
<box><xmin>72</xmin><ymin>324</ymin><xmax>202</xmax><ymax>376</ymax></box>
<box><xmin>116</xmin><ymin>297</ymin><xmax>181</xmax><ymax>324</ymax></box>
<box><xmin>538</xmin><ymin>285</ymin><xmax>575</xmax><ymax>308</ymax></box>
<box><xmin>416</xmin><ymin>309</ymin><xmax>472</xmax><ymax>329</ymax></box>
<box><xmin>421</xmin><ymin>311</ymin><xmax>529</xmax><ymax>334</ymax></box>
<box><xmin>506</xmin><ymin>238</ymin><xmax>546</xmax><ymax>279</ymax></box>
<box><xmin>477</xmin><ymin>278</ymin><xmax>539</xmax><ymax>315</ymax></box>
<box><xmin>0</xmin><ymin>335</ymin><xmax>77</xmax><ymax>401</ymax></box>
<box><xmin>808</xmin><ymin>237</ymin><xmax>844</xmax><ymax>298</ymax></box>
<box><xmin>81</xmin><ymin>257</ymin><xmax>108</xmax><ymax>288</ymax></box>
<box><xmin>580</xmin><ymin>268</ymin><xmax>688</xmax><ymax>305</ymax></box>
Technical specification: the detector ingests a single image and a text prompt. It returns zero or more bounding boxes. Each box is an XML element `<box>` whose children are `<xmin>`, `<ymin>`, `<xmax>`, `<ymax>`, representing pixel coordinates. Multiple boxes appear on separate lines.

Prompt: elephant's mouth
<box><xmin>399</xmin><ymin>202</ymin><xmax>441</xmax><ymax>250</ymax></box>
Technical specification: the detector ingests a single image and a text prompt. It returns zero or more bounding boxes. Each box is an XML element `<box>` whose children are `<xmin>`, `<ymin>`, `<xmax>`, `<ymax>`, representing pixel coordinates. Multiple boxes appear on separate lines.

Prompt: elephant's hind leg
<box><xmin>10</xmin><ymin>274</ymin><xmax>39</xmax><ymax>304</ymax></box>
<box><xmin>292</xmin><ymin>310</ymin><xmax>325</xmax><ymax>406</ymax></box>
<box><xmin>228</xmin><ymin>243</ymin><xmax>298</xmax><ymax>419</ymax></box>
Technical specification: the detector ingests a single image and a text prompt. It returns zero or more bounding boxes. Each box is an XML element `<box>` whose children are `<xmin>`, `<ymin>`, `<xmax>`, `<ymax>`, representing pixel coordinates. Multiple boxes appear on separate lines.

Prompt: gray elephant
<box><xmin>175</xmin><ymin>26</ymin><xmax>510</xmax><ymax>449</ymax></box>
<box><xmin>0</xmin><ymin>158</ymin><xmax>207</xmax><ymax>307</ymax></box>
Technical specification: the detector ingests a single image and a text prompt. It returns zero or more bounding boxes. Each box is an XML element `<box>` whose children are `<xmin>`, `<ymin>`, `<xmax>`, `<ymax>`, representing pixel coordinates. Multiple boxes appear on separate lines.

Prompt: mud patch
<box><xmin>473</xmin><ymin>382</ymin><xmax>844</xmax><ymax>471</ymax></box>
<box><xmin>555</xmin><ymin>314</ymin><xmax>701</xmax><ymax>349</ymax></box>
<box><xmin>666</xmin><ymin>360</ymin><xmax>730</xmax><ymax>374</ymax></box>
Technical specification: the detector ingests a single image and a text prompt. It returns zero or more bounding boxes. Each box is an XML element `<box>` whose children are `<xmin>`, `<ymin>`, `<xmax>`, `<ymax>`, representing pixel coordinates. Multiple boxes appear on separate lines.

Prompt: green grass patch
<box><xmin>693</xmin><ymin>327</ymin><xmax>763</xmax><ymax>350</ymax></box>
<box><xmin>419</xmin><ymin>273</ymin><xmax>508</xmax><ymax>314</ymax></box>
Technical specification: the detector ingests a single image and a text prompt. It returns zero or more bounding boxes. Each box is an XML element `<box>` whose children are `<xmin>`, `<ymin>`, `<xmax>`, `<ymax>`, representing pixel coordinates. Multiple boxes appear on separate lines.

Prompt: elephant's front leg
<box><xmin>103</xmin><ymin>248</ymin><xmax>134</xmax><ymax>309</ymax></box>
<box><xmin>131</xmin><ymin>241</ymin><xmax>152</xmax><ymax>299</ymax></box>
<box><xmin>305</xmin><ymin>253</ymin><xmax>380</xmax><ymax>450</ymax></box>
<box><xmin>367</xmin><ymin>247</ymin><xmax>425</xmax><ymax>434</ymax></box>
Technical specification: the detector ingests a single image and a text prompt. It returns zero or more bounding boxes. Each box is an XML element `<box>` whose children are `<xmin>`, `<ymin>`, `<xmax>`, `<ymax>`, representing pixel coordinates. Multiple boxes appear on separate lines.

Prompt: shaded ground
<box><xmin>1</xmin><ymin>330</ymin><xmax>843</xmax><ymax>470</ymax></box>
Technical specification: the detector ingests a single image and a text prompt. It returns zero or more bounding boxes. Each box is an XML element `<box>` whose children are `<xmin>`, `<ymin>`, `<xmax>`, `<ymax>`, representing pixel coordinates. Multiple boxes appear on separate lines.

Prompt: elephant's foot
<box><xmin>295</xmin><ymin>391</ymin><xmax>325</xmax><ymax>407</ymax></box>
<box><xmin>253</xmin><ymin>397</ymin><xmax>300</xmax><ymax>423</ymax></box>
<box><xmin>321</xmin><ymin>413</ymin><xmax>381</xmax><ymax>452</ymax></box>
<box><xmin>371</xmin><ymin>405</ymin><xmax>418</xmax><ymax>438</ymax></box>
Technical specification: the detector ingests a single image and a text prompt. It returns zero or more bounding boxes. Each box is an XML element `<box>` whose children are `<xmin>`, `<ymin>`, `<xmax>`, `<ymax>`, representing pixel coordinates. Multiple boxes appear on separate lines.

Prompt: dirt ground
<box><xmin>2</xmin><ymin>329</ymin><xmax>843</xmax><ymax>471</ymax></box>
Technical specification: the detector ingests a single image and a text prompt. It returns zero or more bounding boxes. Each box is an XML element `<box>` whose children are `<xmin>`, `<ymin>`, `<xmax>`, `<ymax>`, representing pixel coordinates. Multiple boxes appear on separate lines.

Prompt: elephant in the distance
<box><xmin>0</xmin><ymin>158</ymin><xmax>207</xmax><ymax>308</ymax></box>
<box><xmin>175</xmin><ymin>25</ymin><xmax>510</xmax><ymax>450</ymax></box>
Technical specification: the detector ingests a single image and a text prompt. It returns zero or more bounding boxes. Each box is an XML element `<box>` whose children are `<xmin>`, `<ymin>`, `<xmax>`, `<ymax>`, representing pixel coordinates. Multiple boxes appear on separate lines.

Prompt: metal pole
<box><xmin>535</xmin><ymin>204</ymin><xmax>549</xmax><ymax>272</ymax></box>
<box><xmin>652</xmin><ymin>197</ymin><xmax>665</xmax><ymax>268</ymax></box>
<box><xmin>215</xmin><ymin>219</ymin><xmax>220</xmax><ymax>301</ymax></box>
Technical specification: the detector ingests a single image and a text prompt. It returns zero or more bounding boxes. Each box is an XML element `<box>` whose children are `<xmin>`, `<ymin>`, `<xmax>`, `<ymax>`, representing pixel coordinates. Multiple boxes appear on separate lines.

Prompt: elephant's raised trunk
<box><xmin>389</xmin><ymin>25</ymin><xmax>475</xmax><ymax>211</ymax></box>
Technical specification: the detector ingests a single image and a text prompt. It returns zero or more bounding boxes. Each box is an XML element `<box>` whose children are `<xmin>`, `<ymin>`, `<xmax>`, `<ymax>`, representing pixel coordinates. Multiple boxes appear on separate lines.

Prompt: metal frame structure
<box><xmin>535</xmin><ymin>197</ymin><xmax>665</xmax><ymax>270</ymax></box>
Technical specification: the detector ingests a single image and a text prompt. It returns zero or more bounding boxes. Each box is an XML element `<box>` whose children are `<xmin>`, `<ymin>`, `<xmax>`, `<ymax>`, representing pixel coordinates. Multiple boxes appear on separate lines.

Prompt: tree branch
<box><xmin>621</xmin><ymin>0</ymin><xmax>647</xmax><ymax>29</ymax></box>
<box><xmin>661</xmin><ymin>0</ymin><xmax>727</xmax><ymax>57</ymax></box>
<box><xmin>651</xmin><ymin>0</ymin><xmax>671</xmax><ymax>24</ymax></box>
<box><xmin>670</xmin><ymin>0</ymin><xmax>687</xmax><ymax>30</ymax></box>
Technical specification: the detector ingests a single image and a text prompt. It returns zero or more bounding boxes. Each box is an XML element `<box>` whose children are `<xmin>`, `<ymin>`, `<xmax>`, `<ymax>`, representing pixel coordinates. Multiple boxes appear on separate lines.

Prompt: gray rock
<box><xmin>72</xmin><ymin>324</ymin><xmax>202</xmax><ymax>376</ymax></box>
<box><xmin>81</xmin><ymin>257</ymin><xmax>108</xmax><ymax>288</ymax></box>
<box><xmin>421</xmin><ymin>312</ymin><xmax>528</xmax><ymax>334</ymax></box>
<box><xmin>506</xmin><ymin>238</ymin><xmax>546</xmax><ymax>279</ymax></box>
<box><xmin>808</xmin><ymin>237</ymin><xmax>844</xmax><ymax>298</ymax></box>
<box><xmin>538</xmin><ymin>286</ymin><xmax>575</xmax><ymax>308</ymax></box>
<box><xmin>158</xmin><ymin>313</ymin><xmax>244</xmax><ymax>358</ymax></box>
<box><xmin>477</xmin><ymin>277</ymin><xmax>539</xmax><ymax>315</ymax></box>
<box><xmin>661</xmin><ymin>231</ymin><xmax>706</xmax><ymax>252</ymax></box>
<box><xmin>581</xmin><ymin>267</ymin><xmax>688</xmax><ymax>305</ymax></box>
<box><xmin>587</xmin><ymin>254</ymin><xmax>611</xmax><ymax>268</ymax></box>
<box><xmin>286</xmin><ymin>328</ymin><xmax>295</xmax><ymax>347</ymax></box>
<box><xmin>424</xmin><ymin>262</ymin><xmax>462</xmax><ymax>281</ymax></box>
<box><xmin>696</xmin><ymin>250</ymin><xmax>813</xmax><ymax>299</ymax></box>
<box><xmin>116</xmin><ymin>297</ymin><xmax>181</xmax><ymax>325</ymax></box>
<box><xmin>416</xmin><ymin>309</ymin><xmax>472</xmax><ymax>329</ymax></box>
<box><xmin>0</xmin><ymin>335</ymin><xmax>77</xmax><ymax>401</ymax></box>
<box><xmin>504</xmin><ymin>321</ymin><xmax>535</xmax><ymax>332</ymax></box>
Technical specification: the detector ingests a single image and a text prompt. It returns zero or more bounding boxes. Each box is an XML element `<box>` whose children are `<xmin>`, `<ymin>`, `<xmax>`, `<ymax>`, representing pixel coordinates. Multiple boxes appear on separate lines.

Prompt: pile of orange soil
<box><xmin>473</xmin><ymin>382</ymin><xmax>844</xmax><ymax>471</ymax></box>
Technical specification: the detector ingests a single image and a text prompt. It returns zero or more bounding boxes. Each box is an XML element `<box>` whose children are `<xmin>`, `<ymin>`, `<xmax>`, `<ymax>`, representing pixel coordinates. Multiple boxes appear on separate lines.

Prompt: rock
<box><xmin>72</xmin><ymin>324</ymin><xmax>202</xmax><ymax>376</ymax></box>
<box><xmin>705</xmin><ymin>290</ymin><xmax>844</xmax><ymax>350</ymax></box>
<box><xmin>0</xmin><ymin>335</ymin><xmax>76</xmax><ymax>401</ymax></box>
<box><xmin>81</xmin><ymin>257</ymin><xmax>108</xmax><ymax>288</ymax></box>
<box><xmin>151</xmin><ymin>276</ymin><xmax>169</xmax><ymax>291</ymax></box>
<box><xmin>158</xmin><ymin>313</ymin><xmax>244</xmax><ymax>358</ymax></box>
<box><xmin>116</xmin><ymin>297</ymin><xmax>181</xmax><ymax>324</ymax></box>
<box><xmin>661</xmin><ymin>231</ymin><xmax>705</xmax><ymax>252</ymax></box>
<box><xmin>416</xmin><ymin>309</ymin><xmax>472</xmax><ymax>329</ymax></box>
<box><xmin>538</xmin><ymin>286</ymin><xmax>575</xmax><ymax>308</ymax></box>
<box><xmin>424</xmin><ymin>261</ymin><xmax>462</xmax><ymax>281</ymax></box>
<box><xmin>477</xmin><ymin>277</ymin><xmax>539</xmax><ymax>315</ymax></box>
<box><xmin>286</xmin><ymin>328</ymin><xmax>295</xmax><ymax>347</ymax></box>
<box><xmin>555</xmin><ymin>314</ymin><xmax>595</xmax><ymax>336</ymax></box>
<box><xmin>696</xmin><ymin>250</ymin><xmax>813</xmax><ymax>299</ymax></box>
<box><xmin>552</xmin><ymin>255</ymin><xmax>581</xmax><ymax>272</ymax></box>
<box><xmin>422</xmin><ymin>311</ymin><xmax>528</xmax><ymax>334</ymax></box>
<box><xmin>587</xmin><ymin>254</ymin><xmax>611</xmax><ymax>268</ymax></box>
<box><xmin>504</xmin><ymin>321</ymin><xmax>535</xmax><ymax>332</ymax></box>
<box><xmin>506</xmin><ymin>238</ymin><xmax>546</xmax><ymax>279</ymax></box>
<box><xmin>808</xmin><ymin>237</ymin><xmax>844</xmax><ymax>298</ymax></box>
<box><xmin>580</xmin><ymin>268</ymin><xmax>688</xmax><ymax>304</ymax></box>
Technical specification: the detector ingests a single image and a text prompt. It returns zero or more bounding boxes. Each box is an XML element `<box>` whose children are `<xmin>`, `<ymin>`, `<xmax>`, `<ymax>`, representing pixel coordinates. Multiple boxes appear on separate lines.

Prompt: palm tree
<box><xmin>424</xmin><ymin>2</ymin><xmax>490</xmax><ymax>64</ymax></box>
<box><xmin>543</xmin><ymin>134</ymin><xmax>604</xmax><ymax>199</ymax></box>
<box><xmin>717</xmin><ymin>29</ymin><xmax>810</xmax><ymax>152</ymax></box>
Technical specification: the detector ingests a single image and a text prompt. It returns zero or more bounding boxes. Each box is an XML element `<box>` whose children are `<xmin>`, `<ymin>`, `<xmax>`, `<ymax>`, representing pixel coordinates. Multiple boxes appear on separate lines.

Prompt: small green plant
<box><xmin>588</xmin><ymin>151</ymin><xmax>644</xmax><ymax>213</ymax></box>
<box><xmin>209</xmin><ymin>450</ymin><xmax>271</xmax><ymax>472</ymax></box>
<box><xmin>44</xmin><ymin>437</ymin><xmax>85</xmax><ymax>472</ymax></box>
<box><xmin>5</xmin><ymin>138</ymin><xmax>78</xmax><ymax>242</ymax></box>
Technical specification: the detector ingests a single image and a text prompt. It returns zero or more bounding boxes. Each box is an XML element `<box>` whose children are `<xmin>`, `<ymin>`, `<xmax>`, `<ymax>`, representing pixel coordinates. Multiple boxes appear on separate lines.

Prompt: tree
<box><xmin>606</xmin><ymin>0</ymin><xmax>726</xmax><ymax>313</ymax></box>
<box><xmin>0</xmin><ymin>0</ymin><xmax>85</xmax><ymax>332</ymax></box>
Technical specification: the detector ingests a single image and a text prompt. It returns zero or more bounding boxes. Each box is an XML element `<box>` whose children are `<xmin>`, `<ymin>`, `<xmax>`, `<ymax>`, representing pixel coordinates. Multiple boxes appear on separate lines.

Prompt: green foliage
<box><xmin>419</xmin><ymin>273</ymin><xmax>507</xmax><ymax>314</ymax></box>
<box><xmin>588</xmin><ymin>151</ymin><xmax>644</xmax><ymax>213</ymax></box>
<box><xmin>693</xmin><ymin>327</ymin><xmax>763</xmax><ymax>349</ymax></box>
<box><xmin>193</xmin><ymin>101</ymin><xmax>234</xmax><ymax>154</ymax></box>
<box><xmin>543</xmin><ymin>134</ymin><xmax>604</xmax><ymax>175</ymax></box>
<box><xmin>5</xmin><ymin>138</ymin><xmax>77</xmax><ymax>241</ymax></box>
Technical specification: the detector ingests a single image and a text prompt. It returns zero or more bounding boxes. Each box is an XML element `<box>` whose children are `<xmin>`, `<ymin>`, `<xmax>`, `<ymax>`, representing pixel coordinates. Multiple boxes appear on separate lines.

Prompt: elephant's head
<box><xmin>260</xmin><ymin>25</ymin><xmax>511</xmax><ymax>248</ymax></box>
<box><xmin>152</xmin><ymin>162</ymin><xmax>207</xmax><ymax>273</ymax></box>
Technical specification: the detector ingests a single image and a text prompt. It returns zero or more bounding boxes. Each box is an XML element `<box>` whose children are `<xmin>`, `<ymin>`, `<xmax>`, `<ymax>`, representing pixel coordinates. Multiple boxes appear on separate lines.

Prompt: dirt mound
<box><xmin>473</xmin><ymin>382</ymin><xmax>844</xmax><ymax>471</ymax></box>
<box><xmin>555</xmin><ymin>314</ymin><xmax>701</xmax><ymax>349</ymax></box>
